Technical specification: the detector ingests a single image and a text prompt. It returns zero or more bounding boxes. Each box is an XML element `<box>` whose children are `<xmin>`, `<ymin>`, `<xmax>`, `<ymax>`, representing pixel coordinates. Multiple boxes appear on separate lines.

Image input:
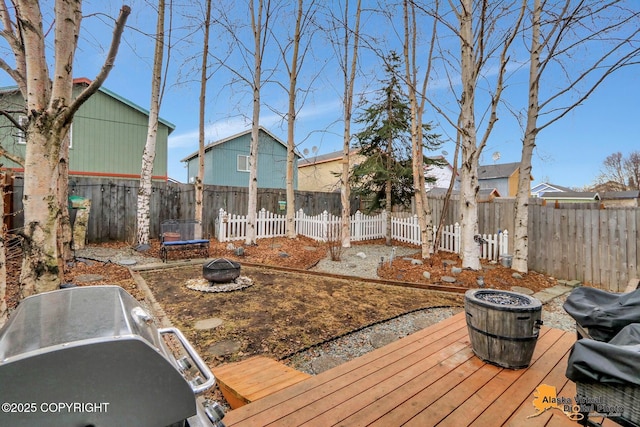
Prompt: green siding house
<box><xmin>182</xmin><ymin>127</ymin><xmax>299</xmax><ymax>189</ymax></box>
<box><xmin>0</xmin><ymin>78</ymin><xmax>175</xmax><ymax>180</ymax></box>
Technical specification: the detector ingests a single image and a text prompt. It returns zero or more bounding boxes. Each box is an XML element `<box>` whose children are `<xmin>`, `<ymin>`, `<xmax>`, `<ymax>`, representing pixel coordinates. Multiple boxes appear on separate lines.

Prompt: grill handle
<box><xmin>159</xmin><ymin>327</ymin><xmax>216</xmax><ymax>394</ymax></box>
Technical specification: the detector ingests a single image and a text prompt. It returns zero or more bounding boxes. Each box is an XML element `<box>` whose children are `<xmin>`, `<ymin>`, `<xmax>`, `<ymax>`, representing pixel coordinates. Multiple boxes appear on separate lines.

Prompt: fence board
<box><xmin>628</xmin><ymin>210</ymin><xmax>638</xmax><ymax>283</ymax></box>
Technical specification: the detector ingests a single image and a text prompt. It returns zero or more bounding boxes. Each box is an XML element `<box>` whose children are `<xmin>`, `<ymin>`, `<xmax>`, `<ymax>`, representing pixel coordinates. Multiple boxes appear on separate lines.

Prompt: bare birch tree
<box><xmin>206</xmin><ymin>0</ymin><xmax>276</xmax><ymax>245</ymax></box>
<box><xmin>245</xmin><ymin>0</ymin><xmax>273</xmax><ymax>245</ymax></box>
<box><xmin>512</xmin><ymin>0</ymin><xmax>640</xmax><ymax>273</ymax></box>
<box><xmin>277</xmin><ymin>0</ymin><xmax>317</xmax><ymax>239</ymax></box>
<box><xmin>427</xmin><ymin>0</ymin><xmax>524</xmax><ymax>270</ymax></box>
<box><xmin>325</xmin><ymin>0</ymin><xmax>361</xmax><ymax>248</ymax></box>
<box><xmin>195</xmin><ymin>0</ymin><xmax>213</xmax><ymax>225</ymax></box>
<box><xmin>136</xmin><ymin>0</ymin><xmax>166</xmax><ymax>246</ymax></box>
<box><xmin>402</xmin><ymin>0</ymin><xmax>437</xmax><ymax>258</ymax></box>
<box><xmin>0</xmin><ymin>2</ymin><xmax>130</xmax><ymax>295</ymax></box>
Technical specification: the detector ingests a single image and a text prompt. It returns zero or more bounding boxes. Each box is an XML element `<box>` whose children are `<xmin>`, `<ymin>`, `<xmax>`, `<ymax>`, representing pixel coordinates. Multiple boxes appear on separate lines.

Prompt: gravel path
<box><xmin>290</xmin><ymin>244</ymin><xmax>576</xmax><ymax>374</ymax></box>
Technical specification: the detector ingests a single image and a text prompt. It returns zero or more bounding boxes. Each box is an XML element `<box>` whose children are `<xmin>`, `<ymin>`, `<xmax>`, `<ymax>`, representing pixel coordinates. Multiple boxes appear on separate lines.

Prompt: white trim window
<box><xmin>237</xmin><ymin>155</ymin><xmax>250</xmax><ymax>172</ymax></box>
<box><xmin>17</xmin><ymin>115</ymin><xmax>27</xmax><ymax>144</ymax></box>
<box><xmin>67</xmin><ymin>124</ymin><xmax>73</xmax><ymax>148</ymax></box>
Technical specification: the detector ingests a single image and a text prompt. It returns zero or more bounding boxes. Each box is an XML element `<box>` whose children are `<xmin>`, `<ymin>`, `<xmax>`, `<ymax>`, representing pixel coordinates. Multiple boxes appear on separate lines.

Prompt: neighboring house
<box><xmin>424</xmin><ymin>156</ymin><xmax>455</xmax><ymax>189</ymax></box>
<box><xmin>182</xmin><ymin>127</ymin><xmax>299</xmax><ymax>189</ymax></box>
<box><xmin>427</xmin><ymin>187</ymin><xmax>501</xmax><ymax>202</ymax></box>
<box><xmin>478</xmin><ymin>162</ymin><xmax>531</xmax><ymax>197</ymax></box>
<box><xmin>541</xmin><ymin>191</ymin><xmax>600</xmax><ymax>203</ymax></box>
<box><xmin>592</xmin><ymin>181</ymin><xmax>630</xmax><ymax>192</ymax></box>
<box><xmin>298</xmin><ymin>151</ymin><xmax>454</xmax><ymax>193</ymax></box>
<box><xmin>531</xmin><ymin>182</ymin><xmax>573</xmax><ymax>198</ymax></box>
<box><xmin>0</xmin><ymin>78</ymin><xmax>174</xmax><ymax>180</ymax></box>
<box><xmin>600</xmin><ymin>191</ymin><xmax>640</xmax><ymax>207</ymax></box>
<box><xmin>297</xmin><ymin>149</ymin><xmax>364</xmax><ymax>192</ymax></box>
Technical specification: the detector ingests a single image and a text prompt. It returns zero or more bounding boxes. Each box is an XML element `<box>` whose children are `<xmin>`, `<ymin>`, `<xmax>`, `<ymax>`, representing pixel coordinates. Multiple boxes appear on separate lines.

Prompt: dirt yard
<box><xmin>140</xmin><ymin>264</ymin><xmax>462</xmax><ymax>365</ymax></box>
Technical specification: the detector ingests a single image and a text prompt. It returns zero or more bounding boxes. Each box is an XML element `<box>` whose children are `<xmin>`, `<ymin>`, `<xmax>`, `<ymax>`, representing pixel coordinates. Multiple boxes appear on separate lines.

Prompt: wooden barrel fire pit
<box><xmin>465</xmin><ymin>289</ymin><xmax>542</xmax><ymax>369</ymax></box>
<box><xmin>203</xmin><ymin>258</ymin><xmax>241</xmax><ymax>283</ymax></box>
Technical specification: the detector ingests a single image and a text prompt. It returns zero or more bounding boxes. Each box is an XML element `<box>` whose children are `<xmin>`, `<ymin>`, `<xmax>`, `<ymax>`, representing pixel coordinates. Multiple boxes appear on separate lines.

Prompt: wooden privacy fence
<box><xmin>528</xmin><ymin>203</ymin><xmax>639</xmax><ymax>292</ymax></box>
<box><xmin>216</xmin><ymin>208</ymin><xmax>509</xmax><ymax>261</ymax></box>
<box><xmin>6</xmin><ymin>176</ymin><xmax>639</xmax><ymax>291</ymax></box>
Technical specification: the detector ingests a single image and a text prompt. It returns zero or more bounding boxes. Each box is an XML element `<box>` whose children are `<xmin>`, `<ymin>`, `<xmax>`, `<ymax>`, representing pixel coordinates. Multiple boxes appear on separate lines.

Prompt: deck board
<box><xmin>223</xmin><ymin>312</ymin><xmax>587</xmax><ymax>427</ymax></box>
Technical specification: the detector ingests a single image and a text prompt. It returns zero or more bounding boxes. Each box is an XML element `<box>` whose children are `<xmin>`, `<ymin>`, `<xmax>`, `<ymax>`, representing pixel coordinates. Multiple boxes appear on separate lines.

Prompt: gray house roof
<box><xmin>298</xmin><ymin>149</ymin><xmax>360</xmax><ymax>167</ymax></box>
<box><xmin>541</xmin><ymin>191</ymin><xmax>600</xmax><ymax>200</ymax></box>
<box><xmin>181</xmin><ymin>126</ymin><xmax>300</xmax><ymax>162</ymax></box>
<box><xmin>600</xmin><ymin>191</ymin><xmax>640</xmax><ymax>200</ymax></box>
<box><xmin>427</xmin><ymin>187</ymin><xmax>501</xmax><ymax>201</ymax></box>
<box><xmin>478</xmin><ymin>162</ymin><xmax>521</xmax><ymax>179</ymax></box>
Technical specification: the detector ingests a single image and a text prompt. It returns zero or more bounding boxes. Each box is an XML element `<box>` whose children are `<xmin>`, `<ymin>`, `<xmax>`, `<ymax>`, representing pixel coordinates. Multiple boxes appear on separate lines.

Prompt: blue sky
<box><xmin>2</xmin><ymin>1</ymin><xmax>639</xmax><ymax>188</ymax></box>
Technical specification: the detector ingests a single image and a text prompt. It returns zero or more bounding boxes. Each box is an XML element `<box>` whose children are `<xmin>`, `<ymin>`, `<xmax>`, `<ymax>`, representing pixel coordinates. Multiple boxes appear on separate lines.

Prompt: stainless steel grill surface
<box><xmin>0</xmin><ymin>285</ymin><xmax>224</xmax><ymax>427</ymax></box>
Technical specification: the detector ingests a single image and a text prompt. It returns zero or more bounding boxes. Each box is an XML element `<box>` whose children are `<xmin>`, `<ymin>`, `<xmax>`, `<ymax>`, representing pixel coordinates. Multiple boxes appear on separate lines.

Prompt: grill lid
<box><xmin>0</xmin><ymin>286</ymin><xmax>200</xmax><ymax>427</ymax></box>
<box><xmin>0</xmin><ymin>285</ymin><xmax>162</xmax><ymax>361</ymax></box>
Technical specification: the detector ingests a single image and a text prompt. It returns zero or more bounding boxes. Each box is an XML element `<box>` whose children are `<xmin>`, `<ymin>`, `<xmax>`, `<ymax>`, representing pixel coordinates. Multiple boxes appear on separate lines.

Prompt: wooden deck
<box><xmin>222</xmin><ymin>311</ymin><xmax>612</xmax><ymax>427</ymax></box>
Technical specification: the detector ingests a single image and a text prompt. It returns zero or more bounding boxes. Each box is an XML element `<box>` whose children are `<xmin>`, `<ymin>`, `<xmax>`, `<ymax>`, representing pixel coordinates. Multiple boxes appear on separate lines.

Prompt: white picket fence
<box><xmin>216</xmin><ymin>208</ymin><xmax>508</xmax><ymax>260</ymax></box>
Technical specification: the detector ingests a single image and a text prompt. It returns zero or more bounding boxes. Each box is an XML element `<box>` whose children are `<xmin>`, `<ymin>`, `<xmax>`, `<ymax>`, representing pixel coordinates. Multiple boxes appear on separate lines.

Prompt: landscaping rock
<box><xmin>356</xmin><ymin>252</ymin><xmax>367</xmax><ymax>259</ymax></box>
<box><xmin>279</xmin><ymin>252</ymin><xmax>290</xmax><ymax>258</ymax></box>
<box><xmin>234</xmin><ymin>247</ymin><xmax>245</xmax><ymax>256</ymax></box>
<box><xmin>451</xmin><ymin>267</ymin><xmax>463</xmax><ymax>275</ymax></box>
<box><xmin>441</xmin><ymin>276</ymin><xmax>456</xmax><ymax>283</ymax></box>
<box><xmin>370</xmin><ymin>331</ymin><xmax>399</xmax><ymax>349</ymax></box>
<box><xmin>443</xmin><ymin>259</ymin><xmax>457</xmax><ymax>266</ymax></box>
<box><xmin>311</xmin><ymin>355</ymin><xmax>346</xmax><ymax>374</ymax></box>
<box><xmin>411</xmin><ymin>259</ymin><xmax>423</xmax><ymax>265</ymax></box>
<box><xmin>194</xmin><ymin>317</ymin><xmax>224</xmax><ymax>330</ymax></box>
<box><xmin>423</xmin><ymin>271</ymin><xmax>431</xmax><ymax>280</ymax></box>
<box><xmin>207</xmin><ymin>339</ymin><xmax>242</xmax><ymax>357</ymax></box>
<box><xmin>512</xmin><ymin>273</ymin><xmax>523</xmax><ymax>280</ymax></box>
<box><xmin>226</xmin><ymin>243</ymin><xmax>235</xmax><ymax>250</ymax></box>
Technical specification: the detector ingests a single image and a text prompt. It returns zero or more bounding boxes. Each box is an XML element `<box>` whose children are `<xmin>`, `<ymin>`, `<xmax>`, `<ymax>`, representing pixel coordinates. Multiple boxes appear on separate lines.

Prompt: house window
<box><xmin>237</xmin><ymin>155</ymin><xmax>250</xmax><ymax>172</ymax></box>
<box><xmin>16</xmin><ymin>115</ymin><xmax>27</xmax><ymax>144</ymax></box>
<box><xmin>16</xmin><ymin>116</ymin><xmax>73</xmax><ymax>147</ymax></box>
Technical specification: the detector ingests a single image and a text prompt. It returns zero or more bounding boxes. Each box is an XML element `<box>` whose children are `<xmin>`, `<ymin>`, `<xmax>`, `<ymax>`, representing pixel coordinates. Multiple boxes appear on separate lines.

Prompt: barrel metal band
<box><xmin>466</xmin><ymin>322</ymin><xmax>538</xmax><ymax>342</ymax></box>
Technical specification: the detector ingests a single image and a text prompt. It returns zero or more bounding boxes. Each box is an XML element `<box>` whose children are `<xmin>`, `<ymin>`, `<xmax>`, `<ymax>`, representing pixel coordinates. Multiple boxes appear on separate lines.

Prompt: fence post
<box><xmin>454</xmin><ymin>222</ymin><xmax>461</xmax><ymax>254</ymax></box>
<box><xmin>354</xmin><ymin>210</ymin><xmax>362</xmax><ymax>241</ymax></box>
<box><xmin>295</xmin><ymin>209</ymin><xmax>303</xmax><ymax>236</ymax></box>
<box><xmin>322</xmin><ymin>210</ymin><xmax>329</xmax><ymax>242</ymax></box>
<box><xmin>258</xmin><ymin>208</ymin><xmax>265</xmax><ymax>238</ymax></box>
<box><xmin>218</xmin><ymin>208</ymin><xmax>227</xmax><ymax>242</ymax></box>
<box><xmin>501</xmin><ymin>230</ymin><xmax>509</xmax><ymax>255</ymax></box>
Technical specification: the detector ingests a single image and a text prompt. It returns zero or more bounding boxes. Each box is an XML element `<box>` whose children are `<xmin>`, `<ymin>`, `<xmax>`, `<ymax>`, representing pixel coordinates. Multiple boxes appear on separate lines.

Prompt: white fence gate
<box><xmin>216</xmin><ymin>208</ymin><xmax>508</xmax><ymax>260</ymax></box>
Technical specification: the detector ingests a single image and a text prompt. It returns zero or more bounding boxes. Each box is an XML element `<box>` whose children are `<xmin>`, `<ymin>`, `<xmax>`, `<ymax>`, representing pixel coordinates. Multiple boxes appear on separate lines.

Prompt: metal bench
<box><xmin>160</xmin><ymin>219</ymin><xmax>210</xmax><ymax>262</ymax></box>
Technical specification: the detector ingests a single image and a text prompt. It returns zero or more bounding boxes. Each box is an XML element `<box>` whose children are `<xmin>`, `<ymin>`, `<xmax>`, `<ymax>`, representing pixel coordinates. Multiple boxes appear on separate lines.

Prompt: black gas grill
<box><xmin>0</xmin><ymin>285</ymin><xmax>225</xmax><ymax>427</ymax></box>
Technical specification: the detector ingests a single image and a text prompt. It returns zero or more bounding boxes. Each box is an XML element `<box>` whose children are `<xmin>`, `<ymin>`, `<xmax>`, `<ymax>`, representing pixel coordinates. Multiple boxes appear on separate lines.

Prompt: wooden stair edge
<box><xmin>213</xmin><ymin>356</ymin><xmax>311</xmax><ymax>409</ymax></box>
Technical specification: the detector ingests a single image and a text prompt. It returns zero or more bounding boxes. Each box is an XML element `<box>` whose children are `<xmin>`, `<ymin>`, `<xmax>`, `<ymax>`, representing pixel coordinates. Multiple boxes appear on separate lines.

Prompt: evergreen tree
<box><xmin>351</xmin><ymin>52</ymin><xmax>442</xmax><ymax>219</ymax></box>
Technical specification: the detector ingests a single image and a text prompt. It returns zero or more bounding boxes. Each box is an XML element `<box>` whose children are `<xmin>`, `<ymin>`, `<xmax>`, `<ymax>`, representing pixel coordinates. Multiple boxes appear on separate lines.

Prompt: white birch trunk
<box><xmin>286</xmin><ymin>0</ymin><xmax>303</xmax><ymax>239</ymax></box>
<box><xmin>513</xmin><ymin>0</ymin><xmax>541</xmax><ymax>273</ymax></box>
<box><xmin>195</xmin><ymin>0</ymin><xmax>212</xmax><ymax>225</ymax></box>
<box><xmin>136</xmin><ymin>0</ymin><xmax>164</xmax><ymax>246</ymax></box>
<box><xmin>339</xmin><ymin>0</ymin><xmax>361</xmax><ymax>249</ymax></box>
<box><xmin>458</xmin><ymin>0</ymin><xmax>481</xmax><ymax>270</ymax></box>
<box><xmin>245</xmin><ymin>0</ymin><xmax>265</xmax><ymax>245</ymax></box>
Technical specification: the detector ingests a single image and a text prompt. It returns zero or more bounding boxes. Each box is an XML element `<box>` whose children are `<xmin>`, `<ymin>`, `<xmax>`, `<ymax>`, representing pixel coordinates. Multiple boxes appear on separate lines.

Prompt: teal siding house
<box><xmin>0</xmin><ymin>78</ymin><xmax>175</xmax><ymax>180</ymax></box>
<box><xmin>182</xmin><ymin>127</ymin><xmax>299</xmax><ymax>189</ymax></box>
